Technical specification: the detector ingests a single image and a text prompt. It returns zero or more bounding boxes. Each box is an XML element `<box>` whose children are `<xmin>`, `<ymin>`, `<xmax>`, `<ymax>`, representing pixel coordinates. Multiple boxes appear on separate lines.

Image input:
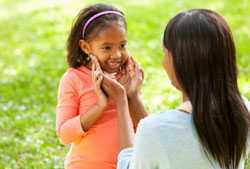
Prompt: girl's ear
<box><xmin>79</xmin><ymin>39</ymin><xmax>91</xmax><ymax>55</ymax></box>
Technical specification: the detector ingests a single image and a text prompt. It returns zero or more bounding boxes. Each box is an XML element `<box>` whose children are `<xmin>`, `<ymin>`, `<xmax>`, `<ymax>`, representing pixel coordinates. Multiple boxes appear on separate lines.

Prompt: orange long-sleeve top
<box><xmin>56</xmin><ymin>66</ymin><xmax>119</xmax><ymax>169</ymax></box>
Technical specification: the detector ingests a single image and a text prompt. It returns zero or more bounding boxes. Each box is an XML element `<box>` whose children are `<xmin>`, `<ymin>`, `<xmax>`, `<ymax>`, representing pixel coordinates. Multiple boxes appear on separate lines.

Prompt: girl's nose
<box><xmin>111</xmin><ymin>50</ymin><xmax>122</xmax><ymax>59</ymax></box>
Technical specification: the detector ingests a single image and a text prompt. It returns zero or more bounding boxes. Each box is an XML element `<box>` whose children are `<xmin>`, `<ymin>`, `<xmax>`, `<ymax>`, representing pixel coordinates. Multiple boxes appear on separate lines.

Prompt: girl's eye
<box><xmin>102</xmin><ymin>46</ymin><xmax>112</xmax><ymax>51</ymax></box>
<box><xmin>120</xmin><ymin>43</ymin><xmax>127</xmax><ymax>49</ymax></box>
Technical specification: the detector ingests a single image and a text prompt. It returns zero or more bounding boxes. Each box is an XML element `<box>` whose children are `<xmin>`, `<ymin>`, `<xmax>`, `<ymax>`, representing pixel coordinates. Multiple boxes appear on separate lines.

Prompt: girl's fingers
<box><xmin>90</xmin><ymin>54</ymin><xmax>102</xmax><ymax>75</ymax></box>
<box><xmin>134</xmin><ymin>60</ymin><xmax>143</xmax><ymax>79</ymax></box>
<box><xmin>134</xmin><ymin>59</ymin><xmax>139</xmax><ymax>71</ymax></box>
<box><xmin>124</xmin><ymin>58</ymin><xmax>134</xmax><ymax>78</ymax></box>
<box><xmin>92</xmin><ymin>64</ymin><xmax>95</xmax><ymax>82</ymax></box>
<box><xmin>139</xmin><ymin>69</ymin><xmax>144</xmax><ymax>80</ymax></box>
<box><xmin>96</xmin><ymin>74</ymin><xmax>103</xmax><ymax>87</ymax></box>
<box><xmin>102</xmin><ymin>75</ymin><xmax>111</xmax><ymax>93</ymax></box>
<box><xmin>90</xmin><ymin>54</ymin><xmax>101</xmax><ymax>69</ymax></box>
<box><xmin>129</xmin><ymin>58</ymin><xmax>135</xmax><ymax>70</ymax></box>
<box><xmin>92</xmin><ymin>62</ymin><xmax>96</xmax><ymax>71</ymax></box>
<box><xmin>92</xmin><ymin>67</ymin><xmax>103</xmax><ymax>84</ymax></box>
<box><xmin>90</xmin><ymin>54</ymin><xmax>97</xmax><ymax>63</ymax></box>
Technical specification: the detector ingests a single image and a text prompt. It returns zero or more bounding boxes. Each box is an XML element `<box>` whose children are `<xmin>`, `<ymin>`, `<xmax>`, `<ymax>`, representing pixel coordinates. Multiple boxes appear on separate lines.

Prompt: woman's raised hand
<box><xmin>101</xmin><ymin>72</ymin><xmax>126</xmax><ymax>102</ymax></box>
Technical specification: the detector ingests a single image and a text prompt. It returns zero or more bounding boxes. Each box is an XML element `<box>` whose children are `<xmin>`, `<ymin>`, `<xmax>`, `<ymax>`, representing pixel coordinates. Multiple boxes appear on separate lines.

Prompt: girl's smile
<box><xmin>80</xmin><ymin>20</ymin><xmax>129</xmax><ymax>73</ymax></box>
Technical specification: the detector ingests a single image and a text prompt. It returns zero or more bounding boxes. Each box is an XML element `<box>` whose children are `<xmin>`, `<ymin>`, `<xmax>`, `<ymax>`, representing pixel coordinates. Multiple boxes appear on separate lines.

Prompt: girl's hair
<box><xmin>66</xmin><ymin>3</ymin><xmax>127</xmax><ymax>68</ymax></box>
<box><xmin>163</xmin><ymin>9</ymin><xmax>250</xmax><ymax>169</ymax></box>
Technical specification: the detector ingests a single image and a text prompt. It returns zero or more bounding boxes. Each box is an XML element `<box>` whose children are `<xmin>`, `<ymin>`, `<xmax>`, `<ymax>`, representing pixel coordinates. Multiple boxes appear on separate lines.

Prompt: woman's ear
<box><xmin>79</xmin><ymin>39</ymin><xmax>91</xmax><ymax>55</ymax></box>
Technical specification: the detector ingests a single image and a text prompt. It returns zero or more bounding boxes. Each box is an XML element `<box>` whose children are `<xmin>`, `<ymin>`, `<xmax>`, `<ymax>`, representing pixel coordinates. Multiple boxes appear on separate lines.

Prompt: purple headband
<box><xmin>82</xmin><ymin>10</ymin><xmax>123</xmax><ymax>38</ymax></box>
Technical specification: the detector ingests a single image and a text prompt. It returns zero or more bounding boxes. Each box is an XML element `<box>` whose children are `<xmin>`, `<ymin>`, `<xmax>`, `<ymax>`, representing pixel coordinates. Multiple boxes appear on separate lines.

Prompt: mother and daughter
<box><xmin>56</xmin><ymin>3</ymin><xmax>250</xmax><ymax>169</ymax></box>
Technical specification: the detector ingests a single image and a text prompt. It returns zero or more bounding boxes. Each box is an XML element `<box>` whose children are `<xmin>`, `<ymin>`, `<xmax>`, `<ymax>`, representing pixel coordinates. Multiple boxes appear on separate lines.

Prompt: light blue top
<box><xmin>117</xmin><ymin>97</ymin><xmax>250</xmax><ymax>169</ymax></box>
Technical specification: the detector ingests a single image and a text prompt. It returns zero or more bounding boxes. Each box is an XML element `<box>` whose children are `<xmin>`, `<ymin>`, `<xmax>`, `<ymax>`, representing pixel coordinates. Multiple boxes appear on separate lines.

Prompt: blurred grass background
<box><xmin>0</xmin><ymin>0</ymin><xmax>249</xmax><ymax>168</ymax></box>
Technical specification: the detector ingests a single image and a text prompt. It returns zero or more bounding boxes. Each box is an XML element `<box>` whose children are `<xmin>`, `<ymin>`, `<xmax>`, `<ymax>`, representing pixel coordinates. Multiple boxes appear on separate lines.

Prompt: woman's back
<box><xmin>118</xmin><ymin>98</ymin><xmax>250</xmax><ymax>169</ymax></box>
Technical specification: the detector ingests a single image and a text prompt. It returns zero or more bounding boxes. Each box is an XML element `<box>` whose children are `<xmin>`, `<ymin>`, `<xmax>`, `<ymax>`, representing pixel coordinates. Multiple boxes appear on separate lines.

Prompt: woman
<box><xmin>99</xmin><ymin>9</ymin><xmax>250</xmax><ymax>169</ymax></box>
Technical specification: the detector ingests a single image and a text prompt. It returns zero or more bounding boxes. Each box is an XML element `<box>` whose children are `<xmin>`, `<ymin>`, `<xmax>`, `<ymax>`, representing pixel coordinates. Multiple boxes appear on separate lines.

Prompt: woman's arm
<box><xmin>100</xmin><ymin>73</ymin><xmax>134</xmax><ymax>150</ymax></box>
<box><xmin>100</xmin><ymin>61</ymin><xmax>161</xmax><ymax>169</ymax></box>
<box><xmin>128</xmin><ymin>94</ymin><xmax>147</xmax><ymax>130</ymax></box>
<box><xmin>117</xmin><ymin>119</ymin><xmax>163</xmax><ymax>169</ymax></box>
<box><xmin>115</xmin><ymin>91</ymin><xmax>135</xmax><ymax>150</ymax></box>
<box><xmin>102</xmin><ymin>74</ymin><xmax>134</xmax><ymax>150</ymax></box>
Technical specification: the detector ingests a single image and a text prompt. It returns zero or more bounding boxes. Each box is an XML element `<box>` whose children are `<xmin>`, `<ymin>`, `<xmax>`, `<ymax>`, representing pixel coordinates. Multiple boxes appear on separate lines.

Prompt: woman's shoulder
<box><xmin>140</xmin><ymin>109</ymin><xmax>190</xmax><ymax>124</ymax></box>
<box><xmin>137</xmin><ymin>109</ymin><xmax>192</xmax><ymax>137</ymax></box>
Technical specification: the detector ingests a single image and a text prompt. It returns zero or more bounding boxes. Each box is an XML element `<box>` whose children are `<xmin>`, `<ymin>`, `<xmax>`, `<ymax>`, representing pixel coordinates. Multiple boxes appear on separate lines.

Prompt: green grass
<box><xmin>0</xmin><ymin>0</ymin><xmax>250</xmax><ymax>168</ymax></box>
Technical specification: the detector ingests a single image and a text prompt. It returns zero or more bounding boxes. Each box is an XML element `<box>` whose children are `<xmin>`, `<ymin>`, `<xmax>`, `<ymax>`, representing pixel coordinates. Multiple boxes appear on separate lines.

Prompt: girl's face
<box><xmin>80</xmin><ymin>21</ymin><xmax>129</xmax><ymax>73</ymax></box>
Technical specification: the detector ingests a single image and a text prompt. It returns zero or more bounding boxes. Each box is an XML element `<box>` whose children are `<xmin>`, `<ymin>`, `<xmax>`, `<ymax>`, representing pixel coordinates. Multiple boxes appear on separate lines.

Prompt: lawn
<box><xmin>0</xmin><ymin>0</ymin><xmax>249</xmax><ymax>168</ymax></box>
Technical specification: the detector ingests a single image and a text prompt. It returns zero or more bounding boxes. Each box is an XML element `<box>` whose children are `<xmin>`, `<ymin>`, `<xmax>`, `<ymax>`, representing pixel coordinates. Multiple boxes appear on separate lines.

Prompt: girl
<box><xmin>56</xmin><ymin>3</ymin><xmax>146</xmax><ymax>169</ymax></box>
<box><xmin>99</xmin><ymin>9</ymin><xmax>250</xmax><ymax>169</ymax></box>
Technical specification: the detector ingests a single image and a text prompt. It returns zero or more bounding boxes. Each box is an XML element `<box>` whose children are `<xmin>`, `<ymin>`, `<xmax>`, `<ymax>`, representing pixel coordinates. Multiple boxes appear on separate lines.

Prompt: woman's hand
<box><xmin>101</xmin><ymin>73</ymin><xmax>126</xmax><ymax>103</ymax></box>
<box><xmin>90</xmin><ymin>55</ymin><xmax>108</xmax><ymax>109</ymax></box>
<box><xmin>117</xmin><ymin>57</ymin><xmax>144</xmax><ymax>98</ymax></box>
<box><xmin>102</xmin><ymin>64</ymin><xmax>134</xmax><ymax>150</ymax></box>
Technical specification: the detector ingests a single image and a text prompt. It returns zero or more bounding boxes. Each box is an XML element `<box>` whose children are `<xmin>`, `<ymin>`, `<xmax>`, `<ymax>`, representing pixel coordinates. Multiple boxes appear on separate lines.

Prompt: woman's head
<box><xmin>163</xmin><ymin>9</ymin><xmax>250</xmax><ymax>169</ymax></box>
<box><xmin>67</xmin><ymin>3</ymin><xmax>129</xmax><ymax>73</ymax></box>
<box><xmin>163</xmin><ymin>9</ymin><xmax>237</xmax><ymax>92</ymax></box>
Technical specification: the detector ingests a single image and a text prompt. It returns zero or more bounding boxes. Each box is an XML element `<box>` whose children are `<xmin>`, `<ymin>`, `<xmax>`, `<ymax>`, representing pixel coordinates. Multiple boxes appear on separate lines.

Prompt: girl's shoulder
<box><xmin>58</xmin><ymin>66</ymin><xmax>92</xmax><ymax>93</ymax></box>
<box><xmin>61</xmin><ymin>66</ymin><xmax>91</xmax><ymax>84</ymax></box>
<box><xmin>60</xmin><ymin>68</ymin><xmax>80</xmax><ymax>85</ymax></box>
<box><xmin>66</xmin><ymin>66</ymin><xmax>91</xmax><ymax>78</ymax></box>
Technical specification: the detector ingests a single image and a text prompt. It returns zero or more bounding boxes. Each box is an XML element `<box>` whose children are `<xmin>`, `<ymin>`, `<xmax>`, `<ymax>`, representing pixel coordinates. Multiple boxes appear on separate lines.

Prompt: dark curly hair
<box><xmin>66</xmin><ymin>3</ymin><xmax>127</xmax><ymax>68</ymax></box>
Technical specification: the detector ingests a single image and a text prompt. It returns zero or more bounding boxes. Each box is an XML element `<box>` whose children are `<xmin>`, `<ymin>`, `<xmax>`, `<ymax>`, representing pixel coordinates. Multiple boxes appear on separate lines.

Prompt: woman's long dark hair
<box><xmin>163</xmin><ymin>9</ymin><xmax>250</xmax><ymax>169</ymax></box>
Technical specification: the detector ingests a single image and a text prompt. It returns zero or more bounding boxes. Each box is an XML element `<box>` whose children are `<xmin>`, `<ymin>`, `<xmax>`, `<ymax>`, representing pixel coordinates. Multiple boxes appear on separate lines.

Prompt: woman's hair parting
<box><xmin>163</xmin><ymin>9</ymin><xmax>250</xmax><ymax>169</ymax></box>
<box><xmin>66</xmin><ymin>3</ymin><xmax>127</xmax><ymax>68</ymax></box>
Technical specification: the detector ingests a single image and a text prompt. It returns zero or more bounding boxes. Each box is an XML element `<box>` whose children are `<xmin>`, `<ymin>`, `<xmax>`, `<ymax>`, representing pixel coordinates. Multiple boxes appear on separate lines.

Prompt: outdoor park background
<box><xmin>0</xmin><ymin>0</ymin><xmax>250</xmax><ymax>168</ymax></box>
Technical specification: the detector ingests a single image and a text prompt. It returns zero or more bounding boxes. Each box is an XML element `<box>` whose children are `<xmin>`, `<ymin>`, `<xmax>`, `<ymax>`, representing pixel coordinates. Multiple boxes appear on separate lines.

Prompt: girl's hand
<box><xmin>90</xmin><ymin>55</ymin><xmax>108</xmax><ymax>109</ymax></box>
<box><xmin>117</xmin><ymin>57</ymin><xmax>144</xmax><ymax>98</ymax></box>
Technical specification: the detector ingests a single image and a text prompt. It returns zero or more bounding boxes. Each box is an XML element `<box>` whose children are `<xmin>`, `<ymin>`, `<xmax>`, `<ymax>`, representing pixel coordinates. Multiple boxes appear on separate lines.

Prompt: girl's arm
<box><xmin>80</xmin><ymin>59</ymin><xmax>108</xmax><ymax>131</ymax></box>
<box><xmin>56</xmin><ymin>60</ymin><xmax>107</xmax><ymax>145</ymax></box>
<box><xmin>57</xmin><ymin>104</ymin><xmax>105</xmax><ymax>145</ymax></box>
<box><xmin>56</xmin><ymin>72</ymin><xmax>86</xmax><ymax>145</ymax></box>
<box><xmin>79</xmin><ymin>103</ymin><xmax>105</xmax><ymax>131</ymax></box>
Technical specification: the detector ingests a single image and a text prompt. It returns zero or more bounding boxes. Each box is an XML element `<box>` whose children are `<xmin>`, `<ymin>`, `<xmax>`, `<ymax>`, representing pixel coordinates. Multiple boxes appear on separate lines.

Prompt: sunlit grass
<box><xmin>0</xmin><ymin>0</ymin><xmax>249</xmax><ymax>168</ymax></box>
